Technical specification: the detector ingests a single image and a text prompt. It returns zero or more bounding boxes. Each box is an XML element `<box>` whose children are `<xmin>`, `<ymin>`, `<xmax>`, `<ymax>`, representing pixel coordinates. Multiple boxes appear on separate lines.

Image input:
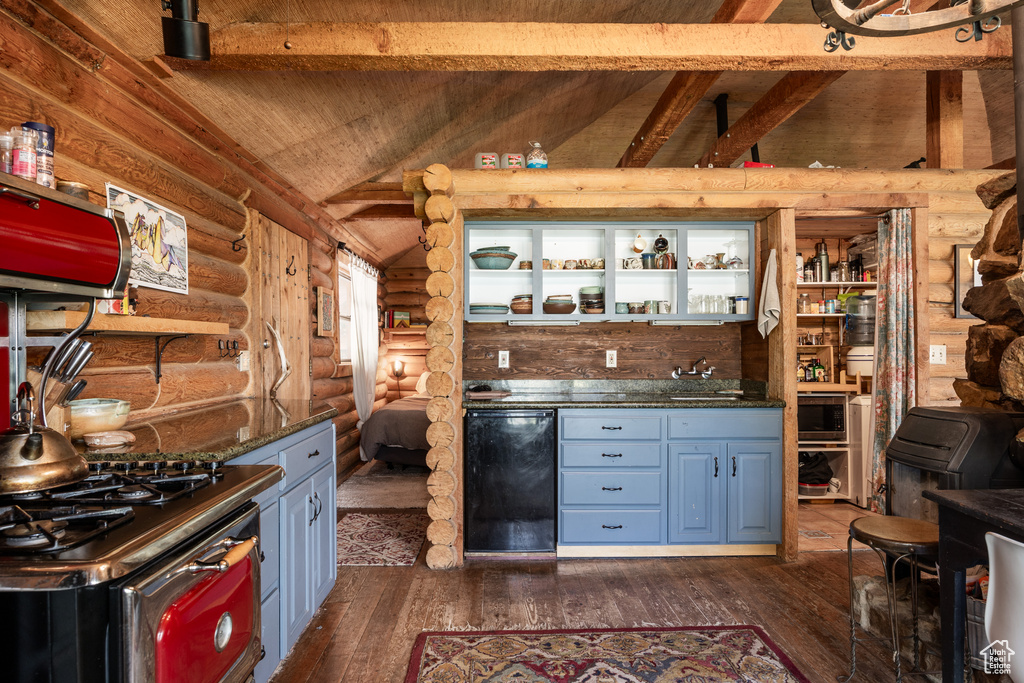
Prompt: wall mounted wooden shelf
<box><xmin>27</xmin><ymin>311</ymin><xmax>229</xmax><ymax>336</ymax></box>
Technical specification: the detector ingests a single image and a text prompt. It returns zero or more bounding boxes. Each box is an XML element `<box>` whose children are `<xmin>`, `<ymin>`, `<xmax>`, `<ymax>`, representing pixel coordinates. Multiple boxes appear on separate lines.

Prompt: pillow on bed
<box><xmin>415</xmin><ymin>372</ymin><xmax>428</xmax><ymax>395</ymax></box>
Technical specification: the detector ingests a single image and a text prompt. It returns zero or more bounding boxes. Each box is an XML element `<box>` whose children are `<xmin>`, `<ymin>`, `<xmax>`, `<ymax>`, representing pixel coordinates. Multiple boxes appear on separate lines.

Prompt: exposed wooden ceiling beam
<box><xmin>323</xmin><ymin>182</ymin><xmax>412</xmax><ymax>205</ymax></box>
<box><xmin>697</xmin><ymin>71</ymin><xmax>847</xmax><ymax>168</ymax></box>
<box><xmin>165</xmin><ymin>23</ymin><xmax>1011</xmax><ymax>72</ymax></box>
<box><xmin>618</xmin><ymin>0</ymin><xmax>785</xmax><ymax>168</ymax></box>
<box><xmin>346</xmin><ymin>204</ymin><xmax>419</xmax><ymax>220</ymax></box>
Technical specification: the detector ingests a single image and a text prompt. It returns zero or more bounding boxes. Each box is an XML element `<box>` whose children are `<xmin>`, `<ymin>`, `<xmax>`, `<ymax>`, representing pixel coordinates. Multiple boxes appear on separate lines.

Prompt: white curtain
<box><xmin>348</xmin><ymin>255</ymin><xmax>379</xmax><ymax>454</ymax></box>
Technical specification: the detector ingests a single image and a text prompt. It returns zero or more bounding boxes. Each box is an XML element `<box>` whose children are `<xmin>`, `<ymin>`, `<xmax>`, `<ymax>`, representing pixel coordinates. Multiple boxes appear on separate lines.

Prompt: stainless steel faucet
<box><xmin>672</xmin><ymin>357</ymin><xmax>715</xmax><ymax>380</ymax></box>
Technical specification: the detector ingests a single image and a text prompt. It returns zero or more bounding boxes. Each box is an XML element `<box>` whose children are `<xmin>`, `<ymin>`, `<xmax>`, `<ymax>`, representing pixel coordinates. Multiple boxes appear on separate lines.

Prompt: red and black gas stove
<box><xmin>0</xmin><ymin>460</ymin><xmax>282</xmax><ymax>683</ymax></box>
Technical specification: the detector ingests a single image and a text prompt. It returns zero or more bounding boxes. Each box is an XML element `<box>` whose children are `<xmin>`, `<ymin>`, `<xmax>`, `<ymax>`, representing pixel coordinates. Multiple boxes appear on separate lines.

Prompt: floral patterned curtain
<box><xmin>870</xmin><ymin>208</ymin><xmax>916</xmax><ymax>512</ymax></box>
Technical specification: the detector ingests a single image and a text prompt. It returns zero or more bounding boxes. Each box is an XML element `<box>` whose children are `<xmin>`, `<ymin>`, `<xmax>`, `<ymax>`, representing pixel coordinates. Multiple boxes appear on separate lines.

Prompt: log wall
<box><xmin>3</xmin><ymin>5</ymin><xmax>380</xmax><ymax>471</ymax></box>
<box><xmin>383</xmin><ymin>249</ymin><xmax>430</xmax><ymax>401</ymax></box>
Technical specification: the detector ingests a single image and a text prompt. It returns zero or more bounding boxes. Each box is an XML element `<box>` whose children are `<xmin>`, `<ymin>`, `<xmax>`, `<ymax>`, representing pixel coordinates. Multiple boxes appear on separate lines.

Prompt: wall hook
<box><xmin>418</xmin><ymin>234</ymin><xmax>433</xmax><ymax>252</ymax></box>
<box><xmin>231</xmin><ymin>234</ymin><xmax>246</xmax><ymax>252</ymax></box>
<box><xmin>285</xmin><ymin>255</ymin><xmax>297</xmax><ymax>275</ymax></box>
<box><xmin>218</xmin><ymin>339</ymin><xmax>240</xmax><ymax>357</ymax></box>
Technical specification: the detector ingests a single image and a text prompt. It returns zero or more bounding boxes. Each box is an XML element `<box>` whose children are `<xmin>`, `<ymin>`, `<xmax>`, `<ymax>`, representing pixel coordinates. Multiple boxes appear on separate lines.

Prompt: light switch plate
<box><xmin>235</xmin><ymin>350</ymin><xmax>250</xmax><ymax>372</ymax></box>
<box><xmin>930</xmin><ymin>344</ymin><xmax>946</xmax><ymax>365</ymax></box>
<box><xmin>498</xmin><ymin>350</ymin><xmax>509</xmax><ymax>369</ymax></box>
<box><xmin>606</xmin><ymin>350</ymin><xmax>617</xmax><ymax>368</ymax></box>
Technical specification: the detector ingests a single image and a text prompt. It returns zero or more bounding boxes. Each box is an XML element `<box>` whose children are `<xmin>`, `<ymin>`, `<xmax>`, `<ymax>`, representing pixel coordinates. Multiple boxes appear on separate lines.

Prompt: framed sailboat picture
<box><xmin>106</xmin><ymin>184</ymin><xmax>189</xmax><ymax>295</ymax></box>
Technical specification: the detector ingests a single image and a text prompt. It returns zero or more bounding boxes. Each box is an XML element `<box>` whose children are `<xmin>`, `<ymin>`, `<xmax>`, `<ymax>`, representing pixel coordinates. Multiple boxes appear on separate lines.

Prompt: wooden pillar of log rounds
<box><xmin>421</xmin><ymin>164</ymin><xmax>462</xmax><ymax>569</ymax></box>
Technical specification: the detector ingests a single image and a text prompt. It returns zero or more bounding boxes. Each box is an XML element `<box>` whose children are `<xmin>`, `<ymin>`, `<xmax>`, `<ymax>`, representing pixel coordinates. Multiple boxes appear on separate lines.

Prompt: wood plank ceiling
<box><xmin>52</xmin><ymin>0</ymin><xmax>1015</xmax><ymax>265</ymax></box>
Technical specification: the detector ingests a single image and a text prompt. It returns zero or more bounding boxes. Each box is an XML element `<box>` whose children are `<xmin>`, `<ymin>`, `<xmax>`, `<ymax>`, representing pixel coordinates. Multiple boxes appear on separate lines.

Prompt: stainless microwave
<box><xmin>797</xmin><ymin>394</ymin><xmax>848</xmax><ymax>442</ymax></box>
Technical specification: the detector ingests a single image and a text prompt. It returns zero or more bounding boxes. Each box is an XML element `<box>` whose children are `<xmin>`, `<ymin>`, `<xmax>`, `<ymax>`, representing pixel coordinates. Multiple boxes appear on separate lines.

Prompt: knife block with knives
<box><xmin>27</xmin><ymin>338</ymin><xmax>93</xmax><ymax>437</ymax></box>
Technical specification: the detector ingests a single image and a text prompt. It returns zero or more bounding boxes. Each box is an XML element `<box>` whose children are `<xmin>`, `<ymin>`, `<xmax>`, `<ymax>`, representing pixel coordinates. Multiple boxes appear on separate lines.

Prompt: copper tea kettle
<box><xmin>0</xmin><ymin>382</ymin><xmax>88</xmax><ymax>494</ymax></box>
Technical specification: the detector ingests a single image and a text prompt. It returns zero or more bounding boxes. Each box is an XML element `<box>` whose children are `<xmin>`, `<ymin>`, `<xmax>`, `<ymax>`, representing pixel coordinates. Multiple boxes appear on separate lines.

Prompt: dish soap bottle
<box><xmin>526</xmin><ymin>141</ymin><xmax>548</xmax><ymax>168</ymax></box>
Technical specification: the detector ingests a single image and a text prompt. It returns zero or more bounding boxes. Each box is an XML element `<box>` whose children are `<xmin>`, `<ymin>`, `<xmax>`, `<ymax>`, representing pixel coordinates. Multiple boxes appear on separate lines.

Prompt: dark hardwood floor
<box><xmin>270</xmin><ymin>534</ymin><xmax>897</xmax><ymax>683</ymax></box>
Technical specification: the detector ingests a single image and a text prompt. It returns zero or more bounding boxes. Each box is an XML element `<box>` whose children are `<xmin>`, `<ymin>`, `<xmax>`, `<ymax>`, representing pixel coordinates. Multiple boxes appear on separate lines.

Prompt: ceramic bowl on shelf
<box><xmin>470</xmin><ymin>250</ymin><xmax>517</xmax><ymax>270</ymax></box>
<box><xmin>542</xmin><ymin>301</ymin><xmax>576</xmax><ymax>315</ymax></box>
<box><xmin>68</xmin><ymin>398</ymin><xmax>130</xmax><ymax>439</ymax></box>
<box><xmin>510</xmin><ymin>300</ymin><xmax>533</xmax><ymax>314</ymax></box>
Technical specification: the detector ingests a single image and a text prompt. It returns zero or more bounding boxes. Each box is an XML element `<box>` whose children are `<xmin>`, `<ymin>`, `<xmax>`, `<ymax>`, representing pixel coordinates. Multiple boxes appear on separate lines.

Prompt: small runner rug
<box><xmin>404</xmin><ymin>626</ymin><xmax>810</xmax><ymax>683</ymax></box>
<box><xmin>336</xmin><ymin>512</ymin><xmax>427</xmax><ymax>566</ymax></box>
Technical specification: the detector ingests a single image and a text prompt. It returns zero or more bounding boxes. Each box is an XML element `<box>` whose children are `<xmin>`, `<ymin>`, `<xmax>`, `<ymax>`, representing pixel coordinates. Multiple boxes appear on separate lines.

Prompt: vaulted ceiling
<box><xmin>56</xmin><ymin>0</ymin><xmax>1015</xmax><ymax>265</ymax></box>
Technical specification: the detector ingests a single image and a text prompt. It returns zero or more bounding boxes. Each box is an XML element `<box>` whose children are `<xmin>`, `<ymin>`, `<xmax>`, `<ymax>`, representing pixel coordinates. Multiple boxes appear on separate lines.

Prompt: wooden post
<box><xmin>926</xmin><ymin>70</ymin><xmax>964</xmax><ymax>170</ymax></box>
<box><xmin>766</xmin><ymin>208</ymin><xmax>799</xmax><ymax>562</ymax></box>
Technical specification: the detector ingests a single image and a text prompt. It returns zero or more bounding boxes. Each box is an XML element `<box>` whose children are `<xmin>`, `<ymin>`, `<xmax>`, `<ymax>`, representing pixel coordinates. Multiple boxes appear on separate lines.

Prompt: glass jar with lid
<box><xmin>798</xmin><ymin>293</ymin><xmax>810</xmax><ymax>314</ymax></box>
<box><xmin>11</xmin><ymin>128</ymin><xmax>36</xmax><ymax>182</ymax></box>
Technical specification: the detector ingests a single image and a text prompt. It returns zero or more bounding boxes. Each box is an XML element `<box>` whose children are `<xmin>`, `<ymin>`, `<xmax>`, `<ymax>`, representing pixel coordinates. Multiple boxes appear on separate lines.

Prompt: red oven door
<box><xmin>122</xmin><ymin>503</ymin><xmax>262</xmax><ymax>683</ymax></box>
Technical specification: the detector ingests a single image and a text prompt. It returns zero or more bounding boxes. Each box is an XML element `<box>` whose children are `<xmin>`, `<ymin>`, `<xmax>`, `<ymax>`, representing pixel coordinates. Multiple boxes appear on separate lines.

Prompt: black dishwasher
<box><xmin>464</xmin><ymin>409</ymin><xmax>556</xmax><ymax>552</ymax></box>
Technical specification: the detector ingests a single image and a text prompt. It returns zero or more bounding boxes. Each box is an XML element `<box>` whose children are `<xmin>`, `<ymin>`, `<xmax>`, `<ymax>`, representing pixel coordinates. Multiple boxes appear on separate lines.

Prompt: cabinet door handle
<box><xmin>601</xmin><ymin>426</ymin><xmax>623</xmax><ymax>431</ymax></box>
<box><xmin>313</xmin><ymin>492</ymin><xmax>322</xmax><ymax>522</ymax></box>
<box><xmin>308</xmin><ymin>495</ymin><xmax>315</xmax><ymax>526</ymax></box>
<box><xmin>732</xmin><ymin>456</ymin><xmax>737</xmax><ymax>477</ymax></box>
<box><xmin>602</xmin><ymin>524</ymin><xmax>623</xmax><ymax>529</ymax></box>
<box><xmin>308</xmin><ymin>449</ymin><xmax>320</xmax><ymax>458</ymax></box>
<box><xmin>601</xmin><ymin>452</ymin><xmax>623</xmax><ymax>458</ymax></box>
<box><xmin>714</xmin><ymin>456</ymin><xmax>719</xmax><ymax>478</ymax></box>
<box><xmin>601</xmin><ymin>486</ymin><xmax>623</xmax><ymax>491</ymax></box>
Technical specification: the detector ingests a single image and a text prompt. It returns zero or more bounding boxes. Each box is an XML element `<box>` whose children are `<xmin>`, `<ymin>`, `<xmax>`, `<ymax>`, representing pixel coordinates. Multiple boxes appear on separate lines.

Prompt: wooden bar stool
<box><xmin>837</xmin><ymin>516</ymin><xmax>941</xmax><ymax>683</ymax></box>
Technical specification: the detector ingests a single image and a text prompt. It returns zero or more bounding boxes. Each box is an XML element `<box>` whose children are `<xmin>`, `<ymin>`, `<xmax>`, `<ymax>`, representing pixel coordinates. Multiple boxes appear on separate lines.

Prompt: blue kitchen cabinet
<box><xmin>667</xmin><ymin>443</ymin><xmax>724</xmax><ymax>544</ymax></box>
<box><xmin>667</xmin><ymin>410</ymin><xmax>782</xmax><ymax>545</ymax></box>
<box><xmin>558</xmin><ymin>411</ymin><xmax>666</xmax><ymax>546</ymax></box>
<box><xmin>230</xmin><ymin>419</ymin><xmax>336</xmax><ymax>683</ymax></box>
<box><xmin>726</xmin><ymin>441</ymin><xmax>782</xmax><ymax>543</ymax></box>
<box><xmin>559</xmin><ymin>408</ymin><xmax>781</xmax><ymax>552</ymax></box>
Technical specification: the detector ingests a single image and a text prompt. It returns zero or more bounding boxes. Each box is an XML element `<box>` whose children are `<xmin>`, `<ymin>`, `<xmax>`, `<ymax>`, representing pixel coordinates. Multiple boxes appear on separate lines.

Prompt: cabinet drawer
<box><xmin>561</xmin><ymin>510</ymin><xmax>662</xmax><ymax>544</ymax></box>
<box><xmin>281</xmin><ymin>427</ymin><xmax>333</xmax><ymax>491</ymax></box>
<box><xmin>668</xmin><ymin>410</ymin><xmax>781</xmax><ymax>441</ymax></box>
<box><xmin>562</xmin><ymin>443</ymin><xmax>661</xmax><ymax>468</ymax></box>
<box><xmin>562</xmin><ymin>472</ymin><xmax>662</xmax><ymax>505</ymax></box>
<box><xmin>561</xmin><ymin>415</ymin><xmax>661</xmax><ymax>441</ymax></box>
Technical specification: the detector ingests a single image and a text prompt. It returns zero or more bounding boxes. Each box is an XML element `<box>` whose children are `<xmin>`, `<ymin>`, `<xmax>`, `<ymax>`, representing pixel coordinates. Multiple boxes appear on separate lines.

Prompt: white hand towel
<box><xmin>758</xmin><ymin>248</ymin><xmax>780</xmax><ymax>339</ymax></box>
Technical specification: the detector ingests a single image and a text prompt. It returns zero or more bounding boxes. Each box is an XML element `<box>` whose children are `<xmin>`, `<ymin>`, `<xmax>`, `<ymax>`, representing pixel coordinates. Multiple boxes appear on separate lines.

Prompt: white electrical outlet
<box><xmin>235</xmin><ymin>350</ymin><xmax>250</xmax><ymax>372</ymax></box>
<box><xmin>930</xmin><ymin>344</ymin><xmax>947</xmax><ymax>365</ymax></box>
<box><xmin>498</xmin><ymin>350</ymin><xmax>509</xmax><ymax>369</ymax></box>
<box><xmin>606</xmin><ymin>350</ymin><xmax>617</xmax><ymax>368</ymax></box>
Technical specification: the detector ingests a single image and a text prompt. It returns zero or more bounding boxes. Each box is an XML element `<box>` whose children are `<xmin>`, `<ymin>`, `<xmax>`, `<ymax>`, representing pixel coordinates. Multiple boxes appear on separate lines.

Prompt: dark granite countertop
<box><xmin>76</xmin><ymin>399</ymin><xmax>338</xmax><ymax>462</ymax></box>
<box><xmin>462</xmin><ymin>379</ymin><xmax>785</xmax><ymax>410</ymax></box>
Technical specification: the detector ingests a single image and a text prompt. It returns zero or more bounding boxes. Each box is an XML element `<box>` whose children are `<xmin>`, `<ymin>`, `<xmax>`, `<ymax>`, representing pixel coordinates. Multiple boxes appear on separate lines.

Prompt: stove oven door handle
<box><xmin>184</xmin><ymin>535</ymin><xmax>259</xmax><ymax>574</ymax></box>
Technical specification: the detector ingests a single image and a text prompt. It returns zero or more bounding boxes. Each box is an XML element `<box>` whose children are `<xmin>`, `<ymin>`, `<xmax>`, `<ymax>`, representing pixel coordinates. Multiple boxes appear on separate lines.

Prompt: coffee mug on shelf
<box><xmin>615</xmin><ymin>302</ymin><xmax>629</xmax><ymax>314</ymax></box>
<box><xmin>658</xmin><ymin>300</ymin><xmax>671</xmax><ymax>314</ymax></box>
<box><xmin>628</xmin><ymin>302</ymin><xmax>644</xmax><ymax>314</ymax></box>
<box><xmin>564</xmin><ymin>259</ymin><xmax>578</xmax><ymax>270</ymax></box>
<box><xmin>624</xmin><ymin>257</ymin><xmax>642</xmax><ymax>270</ymax></box>
<box><xmin>641</xmin><ymin>254</ymin><xmax>656</xmax><ymax>269</ymax></box>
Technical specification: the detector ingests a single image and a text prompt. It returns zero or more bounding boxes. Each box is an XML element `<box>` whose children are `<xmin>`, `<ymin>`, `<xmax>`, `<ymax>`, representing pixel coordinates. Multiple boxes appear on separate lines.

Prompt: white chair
<box><xmin>984</xmin><ymin>532</ymin><xmax>1024</xmax><ymax>683</ymax></box>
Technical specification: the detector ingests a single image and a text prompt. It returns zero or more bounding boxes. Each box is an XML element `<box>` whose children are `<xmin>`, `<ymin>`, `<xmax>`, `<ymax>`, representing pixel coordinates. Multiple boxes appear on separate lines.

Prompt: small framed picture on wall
<box><xmin>316</xmin><ymin>286</ymin><xmax>335</xmax><ymax>336</ymax></box>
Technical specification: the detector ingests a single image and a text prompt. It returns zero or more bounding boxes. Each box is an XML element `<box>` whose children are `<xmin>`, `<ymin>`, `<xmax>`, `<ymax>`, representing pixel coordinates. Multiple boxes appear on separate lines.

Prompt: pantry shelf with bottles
<box><xmin>795</xmin><ymin>231</ymin><xmax>878</xmax><ymax>395</ymax></box>
<box><xmin>463</xmin><ymin>221</ymin><xmax>756</xmax><ymax>323</ymax></box>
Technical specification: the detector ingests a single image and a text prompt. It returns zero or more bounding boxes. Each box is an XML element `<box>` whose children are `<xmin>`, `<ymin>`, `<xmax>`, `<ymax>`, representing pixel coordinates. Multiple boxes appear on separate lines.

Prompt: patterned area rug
<box><xmin>336</xmin><ymin>512</ymin><xmax>427</xmax><ymax>566</ymax></box>
<box><xmin>404</xmin><ymin>626</ymin><xmax>810</xmax><ymax>682</ymax></box>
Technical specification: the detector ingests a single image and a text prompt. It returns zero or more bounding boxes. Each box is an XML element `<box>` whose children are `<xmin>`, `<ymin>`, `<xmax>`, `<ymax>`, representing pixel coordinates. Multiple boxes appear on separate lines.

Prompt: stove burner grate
<box><xmin>2</xmin><ymin>465</ymin><xmax>219</xmax><ymax>507</ymax></box>
<box><xmin>0</xmin><ymin>504</ymin><xmax>134</xmax><ymax>553</ymax></box>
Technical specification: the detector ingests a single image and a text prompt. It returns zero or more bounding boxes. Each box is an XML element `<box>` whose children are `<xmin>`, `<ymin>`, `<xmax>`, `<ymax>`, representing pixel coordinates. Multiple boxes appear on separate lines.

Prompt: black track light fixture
<box><xmin>161</xmin><ymin>0</ymin><xmax>210</xmax><ymax>61</ymax></box>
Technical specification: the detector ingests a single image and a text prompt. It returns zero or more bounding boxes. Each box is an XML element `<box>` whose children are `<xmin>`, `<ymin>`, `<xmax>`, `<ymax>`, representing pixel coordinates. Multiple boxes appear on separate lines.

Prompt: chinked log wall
<box><xmin>3</xmin><ymin>4</ymin><xmax>376</xmax><ymax>468</ymax></box>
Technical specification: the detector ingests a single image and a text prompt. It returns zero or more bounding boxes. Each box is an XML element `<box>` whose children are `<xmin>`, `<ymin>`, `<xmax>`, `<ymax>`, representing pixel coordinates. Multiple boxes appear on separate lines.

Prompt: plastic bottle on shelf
<box><xmin>525</xmin><ymin>141</ymin><xmax>548</xmax><ymax>168</ymax></box>
<box><xmin>796</xmin><ymin>252</ymin><xmax>804</xmax><ymax>283</ymax></box>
